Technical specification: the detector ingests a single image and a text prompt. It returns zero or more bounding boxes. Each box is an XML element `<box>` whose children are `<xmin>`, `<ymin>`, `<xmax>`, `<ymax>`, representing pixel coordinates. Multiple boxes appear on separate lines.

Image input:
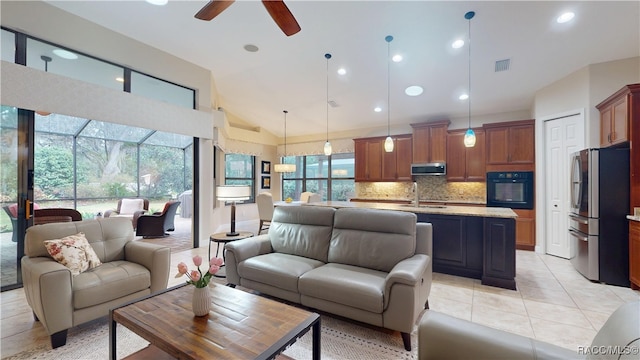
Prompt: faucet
<box><xmin>413</xmin><ymin>182</ymin><xmax>419</xmax><ymax>206</ymax></box>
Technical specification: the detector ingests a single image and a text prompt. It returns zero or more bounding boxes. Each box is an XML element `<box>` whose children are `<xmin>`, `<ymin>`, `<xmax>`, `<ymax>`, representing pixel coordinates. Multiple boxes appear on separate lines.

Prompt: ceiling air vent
<box><xmin>328</xmin><ymin>100</ymin><xmax>339</xmax><ymax>108</ymax></box>
<box><xmin>495</xmin><ymin>58</ymin><xmax>511</xmax><ymax>72</ymax></box>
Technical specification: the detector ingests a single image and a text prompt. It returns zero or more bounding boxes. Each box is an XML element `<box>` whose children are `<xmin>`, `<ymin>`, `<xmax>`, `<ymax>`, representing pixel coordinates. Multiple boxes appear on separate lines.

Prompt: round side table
<box><xmin>209</xmin><ymin>231</ymin><xmax>253</xmax><ymax>278</ymax></box>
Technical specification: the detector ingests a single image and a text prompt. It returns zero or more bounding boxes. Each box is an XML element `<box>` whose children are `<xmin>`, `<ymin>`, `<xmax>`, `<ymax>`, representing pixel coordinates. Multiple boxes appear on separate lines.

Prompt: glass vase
<box><xmin>192</xmin><ymin>286</ymin><xmax>211</xmax><ymax>316</ymax></box>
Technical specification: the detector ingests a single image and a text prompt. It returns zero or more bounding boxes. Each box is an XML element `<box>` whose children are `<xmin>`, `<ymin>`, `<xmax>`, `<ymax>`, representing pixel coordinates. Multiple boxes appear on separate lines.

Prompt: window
<box><xmin>224</xmin><ymin>153</ymin><xmax>255</xmax><ymax>203</ymax></box>
<box><xmin>282</xmin><ymin>153</ymin><xmax>354</xmax><ymax>201</ymax></box>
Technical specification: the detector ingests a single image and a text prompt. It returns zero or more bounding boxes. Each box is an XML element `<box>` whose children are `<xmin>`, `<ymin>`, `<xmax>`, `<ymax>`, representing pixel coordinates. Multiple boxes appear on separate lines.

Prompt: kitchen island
<box><xmin>306</xmin><ymin>201</ymin><xmax>518</xmax><ymax>290</ymax></box>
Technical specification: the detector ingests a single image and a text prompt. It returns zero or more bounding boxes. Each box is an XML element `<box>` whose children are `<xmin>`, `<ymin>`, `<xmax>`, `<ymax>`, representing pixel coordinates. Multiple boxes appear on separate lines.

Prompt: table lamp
<box><xmin>217</xmin><ymin>185</ymin><xmax>251</xmax><ymax>236</ymax></box>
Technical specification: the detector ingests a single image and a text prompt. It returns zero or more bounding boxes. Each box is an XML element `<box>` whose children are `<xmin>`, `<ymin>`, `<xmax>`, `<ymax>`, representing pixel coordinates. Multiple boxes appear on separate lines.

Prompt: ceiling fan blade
<box><xmin>262</xmin><ymin>0</ymin><xmax>301</xmax><ymax>36</ymax></box>
<box><xmin>194</xmin><ymin>0</ymin><xmax>235</xmax><ymax>21</ymax></box>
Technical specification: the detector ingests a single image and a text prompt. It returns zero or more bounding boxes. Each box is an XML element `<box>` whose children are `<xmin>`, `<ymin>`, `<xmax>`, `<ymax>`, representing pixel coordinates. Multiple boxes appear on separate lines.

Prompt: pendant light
<box><xmin>463</xmin><ymin>11</ymin><xmax>477</xmax><ymax>148</ymax></box>
<box><xmin>384</xmin><ymin>35</ymin><xmax>394</xmax><ymax>153</ymax></box>
<box><xmin>36</xmin><ymin>55</ymin><xmax>52</xmax><ymax>117</ymax></box>
<box><xmin>323</xmin><ymin>53</ymin><xmax>332</xmax><ymax>156</ymax></box>
<box><xmin>274</xmin><ymin>110</ymin><xmax>296</xmax><ymax>173</ymax></box>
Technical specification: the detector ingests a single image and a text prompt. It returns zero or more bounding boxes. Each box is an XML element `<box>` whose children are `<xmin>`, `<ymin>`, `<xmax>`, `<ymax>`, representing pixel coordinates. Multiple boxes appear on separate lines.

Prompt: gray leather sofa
<box><xmin>225</xmin><ymin>206</ymin><xmax>432</xmax><ymax>351</ymax></box>
<box><xmin>21</xmin><ymin>217</ymin><xmax>171</xmax><ymax>349</ymax></box>
<box><xmin>418</xmin><ymin>301</ymin><xmax>640</xmax><ymax>360</ymax></box>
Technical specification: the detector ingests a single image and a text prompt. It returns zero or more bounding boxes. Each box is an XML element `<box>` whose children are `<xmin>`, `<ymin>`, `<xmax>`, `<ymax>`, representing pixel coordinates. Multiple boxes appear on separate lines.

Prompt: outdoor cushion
<box><xmin>119</xmin><ymin>198</ymin><xmax>144</xmax><ymax>215</ymax></box>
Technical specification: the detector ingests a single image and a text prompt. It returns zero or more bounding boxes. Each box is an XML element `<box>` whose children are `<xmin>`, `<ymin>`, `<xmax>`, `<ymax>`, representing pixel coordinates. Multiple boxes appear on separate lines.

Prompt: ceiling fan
<box><xmin>195</xmin><ymin>0</ymin><xmax>301</xmax><ymax>36</ymax></box>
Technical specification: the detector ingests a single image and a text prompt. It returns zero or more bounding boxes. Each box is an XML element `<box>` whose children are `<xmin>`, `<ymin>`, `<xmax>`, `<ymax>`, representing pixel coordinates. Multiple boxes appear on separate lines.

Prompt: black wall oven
<box><xmin>486</xmin><ymin>171</ymin><xmax>534</xmax><ymax>209</ymax></box>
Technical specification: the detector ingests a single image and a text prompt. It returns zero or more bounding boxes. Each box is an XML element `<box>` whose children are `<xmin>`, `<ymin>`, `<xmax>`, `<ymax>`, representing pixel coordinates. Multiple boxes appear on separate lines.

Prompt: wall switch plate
<box><xmin>635</xmin><ymin>207</ymin><xmax>640</xmax><ymax>217</ymax></box>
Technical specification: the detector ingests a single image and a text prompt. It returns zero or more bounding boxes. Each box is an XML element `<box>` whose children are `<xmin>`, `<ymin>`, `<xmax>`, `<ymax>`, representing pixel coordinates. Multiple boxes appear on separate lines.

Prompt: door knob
<box><xmin>554</xmin><ymin>204</ymin><xmax>558</xmax><ymax>207</ymax></box>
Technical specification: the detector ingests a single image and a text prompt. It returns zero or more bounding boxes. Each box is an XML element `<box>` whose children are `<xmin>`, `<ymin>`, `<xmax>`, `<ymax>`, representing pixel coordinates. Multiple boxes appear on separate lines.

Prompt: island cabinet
<box><xmin>417</xmin><ymin>213</ymin><xmax>516</xmax><ymax>290</ymax></box>
<box><xmin>411</xmin><ymin>120</ymin><xmax>450</xmax><ymax>164</ymax></box>
<box><xmin>354</xmin><ymin>135</ymin><xmax>412</xmax><ymax>182</ymax></box>
<box><xmin>446</xmin><ymin>128</ymin><xmax>486</xmax><ymax>182</ymax></box>
<box><xmin>597</xmin><ymin>84</ymin><xmax>639</xmax><ymax>148</ymax></box>
<box><xmin>483</xmin><ymin>119</ymin><xmax>535</xmax><ymax>172</ymax></box>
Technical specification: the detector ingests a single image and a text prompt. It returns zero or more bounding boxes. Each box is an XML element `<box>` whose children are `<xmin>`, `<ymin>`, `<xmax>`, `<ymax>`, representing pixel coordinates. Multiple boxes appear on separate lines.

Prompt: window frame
<box><xmin>281</xmin><ymin>153</ymin><xmax>354</xmax><ymax>201</ymax></box>
<box><xmin>224</xmin><ymin>153</ymin><xmax>256</xmax><ymax>203</ymax></box>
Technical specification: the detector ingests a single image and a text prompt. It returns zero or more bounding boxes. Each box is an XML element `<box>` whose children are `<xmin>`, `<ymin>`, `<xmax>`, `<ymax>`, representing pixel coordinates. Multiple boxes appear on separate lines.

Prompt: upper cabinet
<box><xmin>597</xmin><ymin>84</ymin><xmax>640</xmax><ymax>148</ymax></box>
<box><xmin>483</xmin><ymin>119</ymin><xmax>535</xmax><ymax>172</ymax></box>
<box><xmin>411</xmin><ymin>120</ymin><xmax>450</xmax><ymax>164</ymax></box>
<box><xmin>447</xmin><ymin>128</ymin><xmax>486</xmax><ymax>182</ymax></box>
<box><xmin>354</xmin><ymin>134</ymin><xmax>412</xmax><ymax>182</ymax></box>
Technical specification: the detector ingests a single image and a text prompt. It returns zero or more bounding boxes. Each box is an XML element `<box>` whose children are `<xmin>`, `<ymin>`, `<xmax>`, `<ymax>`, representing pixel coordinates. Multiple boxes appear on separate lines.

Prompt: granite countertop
<box><xmin>351</xmin><ymin>198</ymin><xmax>487</xmax><ymax>205</ymax></box>
<box><xmin>307</xmin><ymin>201</ymin><xmax>517</xmax><ymax>218</ymax></box>
<box><xmin>627</xmin><ymin>215</ymin><xmax>640</xmax><ymax>222</ymax></box>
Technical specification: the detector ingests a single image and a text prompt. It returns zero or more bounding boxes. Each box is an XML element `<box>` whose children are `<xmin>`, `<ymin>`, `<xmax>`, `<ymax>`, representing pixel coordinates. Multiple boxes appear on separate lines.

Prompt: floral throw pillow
<box><xmin>44</xmin><ymin>233</ymin><xmax>102</xmax><ymax>276</ymax></box>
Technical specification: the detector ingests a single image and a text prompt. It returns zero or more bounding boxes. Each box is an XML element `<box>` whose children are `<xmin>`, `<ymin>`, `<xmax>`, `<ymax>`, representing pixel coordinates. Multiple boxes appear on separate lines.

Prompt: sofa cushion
<box><xmin>72</xmin><ymin>260</ymin><xmax>150</xmax><ymax>309</ymax></box>
<box><xmin>239</xmin><ymin>253</ymin><xmax>325</xmax><ymax>293</ymax></box>
<box><xmin>269</xmin><ymin>206</ymin><xmax>335</xmax><ymax>262</ymax></box>
<box><xmin>328</xmin><ymin>208</ymin><xmax>417</xmax><ymax>272</ymax></box>
<box><xmin>299</xmin><ymin>263</ymin><xmax>386</xmax><ymax>313</ymax></box>
<box><xmin>44</xmin><ymin>233</ymin><xmax>102</xmax><ymax>276</ymax></box>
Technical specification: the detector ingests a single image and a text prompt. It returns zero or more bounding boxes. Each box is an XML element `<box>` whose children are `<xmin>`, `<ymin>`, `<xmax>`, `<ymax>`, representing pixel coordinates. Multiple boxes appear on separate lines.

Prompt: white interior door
<box><xmin>544</xmin><ymin>113</ymin><xmax>584</xmax><ymax>258</ymax></box>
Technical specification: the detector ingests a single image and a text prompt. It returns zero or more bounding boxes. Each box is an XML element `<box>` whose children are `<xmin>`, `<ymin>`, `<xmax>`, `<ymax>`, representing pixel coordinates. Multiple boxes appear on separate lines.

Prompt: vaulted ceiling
<box><xmin>47</xmin><ymin>1</ymin><xmax>640</xmax><ymax>138</ymax></box>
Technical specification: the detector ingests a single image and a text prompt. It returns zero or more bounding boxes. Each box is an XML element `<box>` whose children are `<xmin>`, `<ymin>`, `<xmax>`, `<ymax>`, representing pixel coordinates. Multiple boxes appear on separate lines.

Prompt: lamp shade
<box><xmin>274</xmin><ymin>163</ymin><xmax>296</xmax><ymax>173</ymax></box>
<box><xmin>216</xmin><ymin>185</ymin><xmax>251</xmax><ymax>201</ymax></box>
<box><xmin>464</xmin><ymin>128</ymin><xmax>477</xmax><ymax>147</ymax></box>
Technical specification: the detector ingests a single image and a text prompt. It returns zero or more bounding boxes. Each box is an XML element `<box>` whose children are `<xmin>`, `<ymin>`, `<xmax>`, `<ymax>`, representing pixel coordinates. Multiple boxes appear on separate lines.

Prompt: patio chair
<box><xmin>256</xmin><ymin>192</ymin><xmax>274</xmax><ymax>235</ymax></box>
<box><xmin>2</xmin><ymin>205</ymin><xmax>18</xmax><ymax>243</ymax></box>
<box><xmin>135</xmin><ymin>200</ymin><xmax>181</xmax><ymax>238</ymax></box>
<box><xmin>104</xmin><ymin>198</ymin><xmax>149</xmax><ymax>228</ymax></box>
<box><xmin>33</xmin><ymin>208</ymin><xmax>82</xmax><ymax>225</ymax></box>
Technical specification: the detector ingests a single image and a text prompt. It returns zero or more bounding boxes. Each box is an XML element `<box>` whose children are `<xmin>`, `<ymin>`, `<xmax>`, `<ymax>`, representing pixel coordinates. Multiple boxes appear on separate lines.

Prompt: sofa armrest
<box><xmin>125</xmin><ymin>241</ymin><xmax>171</xmax><ymax>293</ymax></box>
<box><xmin>384</xmin><ymin>254</ymin><xmax>429</xmax><ymax>303</ymax></box>
<box><xmin>21</xmin><ymin>256</ymin><xmax>74</xmax><ymax>335</ymax></box>
<box><xmin>224</xmin><ymin>234</ymin><xmax>273</xmax><ymax>285</ymax></box>
<box><xmin>418</xmin><ymin>311</ymin><xmax>578</xmax><ymax>360</ymax></box>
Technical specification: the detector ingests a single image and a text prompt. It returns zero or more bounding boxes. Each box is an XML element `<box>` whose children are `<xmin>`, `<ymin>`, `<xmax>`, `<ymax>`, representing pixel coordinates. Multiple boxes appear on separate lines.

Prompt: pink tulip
<box><xmin>209</xmin><ymin>264</ymin><xmax>220</xmax><ymax>274</ymax></box>
<box><xmin>210</xmin><ymin>257</ymin><xmax>224</xmax><ymax>267</ymax></box>
<box><xmin>177</xmin><ymin>262</ymin><xmax>188</xmax><ymax>274</ymax></box>
<box><xmin>193</xmin><ymin>255</ymin><xmax>203</xmax><ymax>267</ymax></box>
<box><xmin>190</xmin><ymin>270</ymin><xmax>201</xmax><ymax>282</ymax></box>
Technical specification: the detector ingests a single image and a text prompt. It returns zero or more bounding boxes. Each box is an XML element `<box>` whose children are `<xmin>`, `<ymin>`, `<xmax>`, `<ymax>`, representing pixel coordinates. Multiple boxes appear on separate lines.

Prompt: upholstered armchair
<box><xmin>2</xmin><ymin>205</ymin><xmax>19</xmax><ymax>242</ymax></box>
<box><xmin>135</xmin><ymin>200</ymin><xmax>181</xmax><ymax>238</ymax></box>
<box><xmin>21</xmin><ymin>217</ymin><xmax>171</xmax><ymax>349</ymax></box>
<box><xmin>104</xmin><ymin>198</ymin><xmax>149</xmax><ymax>228</ymax></box>
<box><xmin>300</xmin><ymin>191</ymin><xmax>313</xmax><ymax>202</ymax></box>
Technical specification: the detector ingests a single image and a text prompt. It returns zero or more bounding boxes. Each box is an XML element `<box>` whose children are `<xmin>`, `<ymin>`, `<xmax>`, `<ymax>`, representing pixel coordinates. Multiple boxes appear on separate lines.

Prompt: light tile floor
<box><xmin>1</xmin><ymin>247</ymin><xmax>639</xmax><ymax>357</ymax></box>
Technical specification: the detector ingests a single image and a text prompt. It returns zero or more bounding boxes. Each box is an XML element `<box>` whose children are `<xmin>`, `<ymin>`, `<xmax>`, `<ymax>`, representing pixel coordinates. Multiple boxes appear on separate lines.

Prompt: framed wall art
<box><xmin>261</xmin><ymin>161</ymin><xmax>271</xmax><ymax>174</ymax></box>
<box><xmin>261</xmin><ymin>176</ymin><xmax>271</xmax><ymax>189</ymax></box>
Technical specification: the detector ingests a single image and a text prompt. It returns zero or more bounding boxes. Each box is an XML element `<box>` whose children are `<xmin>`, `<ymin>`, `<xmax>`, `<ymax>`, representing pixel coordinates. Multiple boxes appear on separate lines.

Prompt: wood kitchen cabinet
<box><xmin>411</xmin><ymin>120</ymin><xmax>450</xmax><ymax>163</ymax></box>
<box><xmin>484</xmin><ymin>119</ymin><xmax>535</xmax><ymax>172</ymax></box>
<box><xmin>513</xmin><ymin>209</ymin><xmax>535</xmax><ymax>250</ymax></box>
<box><xmin>630</xmin><ymin>221</ymin><xmax>640</xmax><ymax>290</ymax></box>
<box><xmin>355</xmin><ymin>134</ymin><xmax>412</xmax><ymax>182</ymax></box>
<box><xmin>597</xmin><ymin>84</ymin><xmax>640</xmax><ymax>148</ymax></box>
<box><xmin>446</xmin><ymin>128</ymin><xmax>486</xmax><ymax>182</ymax></box>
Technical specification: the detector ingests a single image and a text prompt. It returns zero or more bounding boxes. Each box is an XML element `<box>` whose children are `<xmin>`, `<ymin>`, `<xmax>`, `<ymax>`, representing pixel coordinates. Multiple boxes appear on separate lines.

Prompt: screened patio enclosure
<box><xmin>0</xmin><ymin>106</ymin><xmax>194</xmax><ymax>289</ymax></box>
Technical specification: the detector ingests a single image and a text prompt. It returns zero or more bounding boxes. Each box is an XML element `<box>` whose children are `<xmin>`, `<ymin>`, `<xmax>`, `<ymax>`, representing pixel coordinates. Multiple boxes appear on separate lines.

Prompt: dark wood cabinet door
<box><xmin>600</xmin><ymin>105</ymin><xmax>613</xmax><ymax>147</ymax></box>
<box><xmin>395</xmin><ymin>136</ymin><xmax>413</xmax><ymax>181</ymax></box>
<box><xmin>630</xmin><ymin>221</ymin><xmax>640</xmax><ymax>290</ymax></box>
<box><xmin>354</xmin><ymin>139</ymin><xmax>368</xmax><ymax>181</ymax></box>
<box><xmin>367</xmin><ymin>139</ymin><xmax>382</xmax><ymax>180</ymax></box>
<box><xmin>412</xmin><ymin>126</ymin><xmax>430</xmax><ymax>164</ymax></box>
<box><xmin>381</xmin><ymin>139</ymin><xmax>397</xmax><ymax>180</ymax></box>
<box><xmin>430</xmin><ymin>124</ymin><xmax>448</xmax><ymax>163</ymax></box>
<box><xmin>466</xmin><ymin>130</ymin><xmax>486</xmax><ymax>181</ymax></box>
<box><xmin>508</xmin><ymin>124</ymin><xmax>535</xmax><ymax>164</ymax></box>
<box><xmin>483</xmin><ymin>217</ymin><xmax>516</xmax><ymax>290</ymax></box>
<box><xmin>612</xmin><ymin>96</ymin><xmax>629</xmax><ymax>145</ymax></box>
<box><xmin>446</xmin><ymin>131</ymin><xmax>466</xmax><ymax>181</ymax></box>
<box><xmin>486</xmin><ymin>127</ymin><xmax>510</xmax><ymax>164</ymax></box>
<box><xmin>513</xmin><ymin>209</ymin><xmax>535</xmax><ymax>250</ymax></box>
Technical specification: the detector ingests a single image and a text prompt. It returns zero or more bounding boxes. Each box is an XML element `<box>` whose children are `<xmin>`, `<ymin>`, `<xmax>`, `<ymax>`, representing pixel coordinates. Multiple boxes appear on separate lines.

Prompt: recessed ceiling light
<box><xmin>452</xmin><ymin>39</ymin><xmax>464</xmax><ymax>49</ymax></box>
<box><xmin>145</xmin><ymin>0</ymin><xmax>168</xmax><ymax>5</ymax></box>
<box><xmin>392</xmin><ymin>54</ymin><xmax>403</xmax><ymax>63</ymax></box>
<box><xmin>557</xmin><ymin>12</ymin><xmax>575</xmax><ymax>23</ymax></box>
<box><xmin>405</xmin><ymin>86</ymin><xmax>423</xmax><ymax>96</ymax></box>
<box><xmin>243</xmin><ymin>44</ymin><xmax>259</xmax><ymax>52</ymax></box>
<box><xmin>337</xmin><ymin>68</ymin><xmax>347</xmax><ymax>75</ymax></box>
<box><xmin>459</xmin><ymin>93</ymin><xmax>469</xmax><ymax>100</ymax></box>
<box><xmin>374</xmin><ymin>107</ymin><xmax>382</xmax><ymax>112</ymax></box>
<box><xmin>115</xmin><ymin>77</ymin><xmax>124</xmax><ymax>83</ymax></box>
<box><xmin>52</xmin><ymin>49</ymin><xmax>78</xmax><ymax>60</ymax></box>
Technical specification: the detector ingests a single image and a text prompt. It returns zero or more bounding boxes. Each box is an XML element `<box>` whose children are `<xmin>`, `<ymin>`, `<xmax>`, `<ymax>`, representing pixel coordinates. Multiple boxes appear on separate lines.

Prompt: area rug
<box><xmin>3</xmin><ymin>314</ymin><xmax>417</xmax><ymax>360</ymax></box>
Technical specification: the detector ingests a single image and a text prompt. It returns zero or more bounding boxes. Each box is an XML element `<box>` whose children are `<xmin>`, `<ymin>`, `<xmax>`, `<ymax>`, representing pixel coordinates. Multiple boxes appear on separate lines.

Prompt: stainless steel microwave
<box><xmin>411</xmin><ymin>163</ymin><xmax>446</xmax><ymax>176</ymax></box>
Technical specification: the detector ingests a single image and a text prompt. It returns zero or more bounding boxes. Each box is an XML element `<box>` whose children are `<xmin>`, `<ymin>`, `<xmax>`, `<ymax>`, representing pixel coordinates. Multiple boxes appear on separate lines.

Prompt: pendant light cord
<box><xmin>387</xmin><ymin>37</ymin><xmax>391</xmax><ymax>136</ymax></box>
<box><xmin>468</xmin><ymin>16</ymin><xmax>471</xmax><ymax>129</ymax></box>
<box><xmin>326</xmin><ymin>54</ymin><xmax>330</xmax><ymax>143</ymax></box>
<box><xmin>283</xmin><ymin>110</ymin><xmax>288</xmax><ymax>157</ymax></box>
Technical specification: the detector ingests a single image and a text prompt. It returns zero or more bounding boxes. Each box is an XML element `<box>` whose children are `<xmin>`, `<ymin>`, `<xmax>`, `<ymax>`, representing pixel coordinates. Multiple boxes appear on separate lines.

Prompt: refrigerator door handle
<box><xmin>570</xmin><ymin>155</ymin><xmax>582</xmax><ymax>210</ymax></box>
<box><xmin>569</xmin><ymin>229</ymin><xmax>588</xmax><ymax>242</ymax></box>
<box><xmin>568</xmin><ymin>214</ymin><xmax>589</xmax><ymax>225</ymax></box>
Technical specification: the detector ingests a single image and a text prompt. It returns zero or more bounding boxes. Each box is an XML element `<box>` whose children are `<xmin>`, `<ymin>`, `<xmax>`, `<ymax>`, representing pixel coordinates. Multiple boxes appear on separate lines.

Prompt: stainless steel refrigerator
<box><xmin>568</xmin><ymin>148</ymin><xmax>630</xmax><ymax>286</ymax></box>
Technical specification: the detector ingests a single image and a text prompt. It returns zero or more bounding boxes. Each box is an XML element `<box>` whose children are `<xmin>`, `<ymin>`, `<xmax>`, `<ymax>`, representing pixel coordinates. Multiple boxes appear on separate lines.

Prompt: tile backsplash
<box><xmin>355</xmin><ymin>177</ymin><xmax>486</xmax><ymax>203</ymax></box>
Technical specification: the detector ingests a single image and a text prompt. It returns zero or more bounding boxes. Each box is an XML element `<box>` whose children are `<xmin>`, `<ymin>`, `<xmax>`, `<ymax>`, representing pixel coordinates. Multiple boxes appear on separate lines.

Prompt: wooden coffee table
<box><xmin>110</xmin><ymin>284</ymin><xmax>320</xmax><ymax>360</ymax></box>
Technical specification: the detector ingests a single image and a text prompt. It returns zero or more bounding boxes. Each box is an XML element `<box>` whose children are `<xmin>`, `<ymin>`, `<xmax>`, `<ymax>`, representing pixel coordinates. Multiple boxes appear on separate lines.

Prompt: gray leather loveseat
<box><xmin>21</xmin><ymin>217</ymin><xmax>171</xmax><ymax>348</ymax></box>
<box><xmin>225</xmin><ymin>205</ymin><xmax>432</xmax><ymax>351</ymax></box>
